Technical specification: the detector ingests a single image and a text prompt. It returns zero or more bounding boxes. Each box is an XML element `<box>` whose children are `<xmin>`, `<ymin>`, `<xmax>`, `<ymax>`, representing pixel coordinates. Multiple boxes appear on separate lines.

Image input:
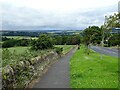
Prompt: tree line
<box><xmin>2</xmin><ymin>34</ymin><xmax>81</xmax><ymax>49</ymax></box>
<box><xmin>2</xmin><ymin>38</ymin><xmax>31</xmax><ymax>48</ymax></box>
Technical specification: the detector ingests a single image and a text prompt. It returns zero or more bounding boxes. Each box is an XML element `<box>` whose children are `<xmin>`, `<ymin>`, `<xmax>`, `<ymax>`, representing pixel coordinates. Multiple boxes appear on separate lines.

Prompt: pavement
<box><xmin>90</xmin><ymin>46</ymin><xmax>120</xmax><ymax>57</ymax></box>
<box><xmin>33</xmin><ymin>47</ymin><xmax>77</xmax><ymax>88</ymax></box>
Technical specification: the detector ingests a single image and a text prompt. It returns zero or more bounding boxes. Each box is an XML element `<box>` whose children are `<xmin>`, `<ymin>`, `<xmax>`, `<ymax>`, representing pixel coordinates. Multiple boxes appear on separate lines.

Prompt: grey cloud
<box><xmin>2</xmin><ymin>3</ymin><xmax>118</xmax><ymax>30</ymax></box>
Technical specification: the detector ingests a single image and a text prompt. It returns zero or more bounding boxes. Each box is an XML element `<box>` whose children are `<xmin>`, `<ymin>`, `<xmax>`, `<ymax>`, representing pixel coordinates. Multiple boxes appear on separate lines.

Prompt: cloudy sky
<box><xmin>0</xmin><ymin>0</ymin><xmax>119</xmax><ymax>30</ymax></box>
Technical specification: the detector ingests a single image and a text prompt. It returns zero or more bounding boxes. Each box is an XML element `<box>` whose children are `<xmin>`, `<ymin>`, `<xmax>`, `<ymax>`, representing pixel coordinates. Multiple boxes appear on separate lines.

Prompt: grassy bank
<box><xmin>70</xmin><ymin>45</ymin><xmax>118</xmax><ymax>88</ymax></box>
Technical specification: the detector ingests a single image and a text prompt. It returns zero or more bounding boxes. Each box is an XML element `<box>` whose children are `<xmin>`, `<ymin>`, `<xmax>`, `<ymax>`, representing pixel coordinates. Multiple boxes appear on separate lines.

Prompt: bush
<box><xmin>31</xmin><ymin>34</ymin><xmax>53</xmax><ymax>50</ymax></box>
<box><xmin>18</xmin><ymin>39</ymin><xmax>30</xmax><ymax>46</ymax></box>
<box><xmin>2</xmin><ymin>39</ymin><xmax>19</xmax><ymax>48</ymax></box>
<box><xmin>108</xmin><ymin>34</ymin><xmax>120</xmax><ymax>47</ymax></box>
<box><xmin>2</xmin><ymin>38</ymin><xmax>30</xmax><ymax>48</ymax></box>
<box><xmin>2</xmin><ymin>37</ymin><xmax>12</xmax><ymax>41</ymax></box>
<box><xmin>55</xmin><ymin>47</ymin><xmax>63</xmax><ymax>54</ymax></box>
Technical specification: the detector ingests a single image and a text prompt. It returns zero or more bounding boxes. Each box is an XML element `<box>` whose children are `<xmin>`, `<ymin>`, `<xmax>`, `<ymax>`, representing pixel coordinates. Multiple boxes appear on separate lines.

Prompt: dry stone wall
<box><xmin>2</xmin><ymin>51</ymin><xmax>59</xmax><ymax>89</ymax></box>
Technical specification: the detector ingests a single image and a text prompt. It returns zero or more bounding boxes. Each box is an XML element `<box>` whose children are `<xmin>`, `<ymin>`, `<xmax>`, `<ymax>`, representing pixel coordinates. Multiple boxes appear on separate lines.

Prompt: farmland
<box><xmin>6</xmin><ymin>46</ymin><xmax>29</xmax><ymax>54</ymax></box>
<box><xmin>1</xmin><ymin>1</ymin><xmax>119</xmax><ymax>88</ymax></box>
<box><xmin>1</xmin><ymin>32</ymin><xmax>119</xmax><ymax>88</ymax></box>
<box><xmin>70</xmin><ymin>45</ymin><xmax>118</xmax><ymax>88</ymax></box>
<box><xmin>2</xmin><ymin>36</ymin><xmax>38</xmax><ymax>39</ymax></box>
<box><xmin>1</xmin><ymin>23</ymin><xmax>119</xmax><ymax>88</ymax></box>
<box><xmin>2</xmin><ymin>45</ymin><xmax>74</xmax><ymax>67</ymax></box>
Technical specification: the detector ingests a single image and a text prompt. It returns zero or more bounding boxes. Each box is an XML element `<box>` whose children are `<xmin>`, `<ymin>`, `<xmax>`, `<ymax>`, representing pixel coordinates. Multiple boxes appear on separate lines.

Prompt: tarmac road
<box><xmin>90</xmin><ymin>46</ymin><xmax>119</xmax><ymax>57</ymax></box>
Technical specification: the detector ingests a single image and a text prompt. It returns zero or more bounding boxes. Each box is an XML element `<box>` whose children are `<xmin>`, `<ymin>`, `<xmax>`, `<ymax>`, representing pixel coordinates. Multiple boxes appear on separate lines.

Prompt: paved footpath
<box><xmin>33</xmin><ymin>47</ymin><xmax>77</xmax><ymax>88</ymax></box>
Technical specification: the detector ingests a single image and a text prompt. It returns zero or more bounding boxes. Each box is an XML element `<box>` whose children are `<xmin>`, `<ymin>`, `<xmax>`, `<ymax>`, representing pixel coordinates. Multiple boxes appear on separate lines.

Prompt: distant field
<box><xmin>70</xmin><ymin>45</ymin><xmax>118</xmax><ymax>88</ymax></box>
<box><xmin>55</xmin><ymin>45</ymin><xmax>75</xmax><ymax>54</ymax></box>
<box><xmin>3</xmin><ymin>36</ymin><xmax>38</xmax><ymax>39</ymax></box>
<box><xmin>0</xmin><ymin>46</ymin><xmax>29</xmax><ymax>57</ymax></box>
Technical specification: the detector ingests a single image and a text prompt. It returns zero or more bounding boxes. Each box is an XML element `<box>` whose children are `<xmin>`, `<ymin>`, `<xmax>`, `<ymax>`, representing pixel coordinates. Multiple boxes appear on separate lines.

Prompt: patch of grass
<box><xmin>55</xmin><ymin>45</ymin><xmax>74</xmax><ymax>54</ymax></box>
<box><xmin>0</xmin><ymin>47</ymin><xmax>29</xmax><ymax>55</ymax></box>
<box><xmin>7</xmin><ymin>46</ymin><xmax>29</xmax><ymax>54</ymax></box>
<box><xmin>70</xmin><ymin>45</ymin><xmax>118</xmax><ymax>88</ymax></box>
<box><xmin>0</xmin><ymin>41</ymin><xmax>3</xmax><ymax>44</ymax></box>
<box><xmin>2</xmin><ymin>46</ymin><xmax>54</xmax><ymax>67</ymax></box>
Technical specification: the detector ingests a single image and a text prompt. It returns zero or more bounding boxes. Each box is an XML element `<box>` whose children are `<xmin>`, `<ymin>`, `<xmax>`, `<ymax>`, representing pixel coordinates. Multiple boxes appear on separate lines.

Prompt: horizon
<box><xmin>1</xmin><ymin>29</ymin><xmax>83</xmax><ymax>32</ymax></box>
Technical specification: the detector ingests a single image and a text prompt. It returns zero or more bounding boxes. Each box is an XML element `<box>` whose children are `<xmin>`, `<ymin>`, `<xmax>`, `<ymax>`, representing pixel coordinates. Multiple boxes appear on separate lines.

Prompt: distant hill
<box><xmin>1</xmin><ymin>30</ymin><xmax>83</xmax><ymax>37</ymax></box>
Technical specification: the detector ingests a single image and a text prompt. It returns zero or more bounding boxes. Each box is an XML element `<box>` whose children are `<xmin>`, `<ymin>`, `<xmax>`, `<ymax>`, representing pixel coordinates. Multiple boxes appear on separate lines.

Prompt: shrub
<box><xmin>31</xmin><ymin>34</ymin><xmax>53</xmax><ymax>50</ymax></box>
<box><xmin>2</xmin><ymin>39</ymin><xmax>19</xmax><ymax>48</ymax></box>
<box><xmin>2</xmin><ymin>38</ymin><xmax>31</xmax><ymax>48</ymax></box>
<box><xmin>55</xmin><ymin>47</ymin><xmax>63</xmax><ymax>54</ymax></box>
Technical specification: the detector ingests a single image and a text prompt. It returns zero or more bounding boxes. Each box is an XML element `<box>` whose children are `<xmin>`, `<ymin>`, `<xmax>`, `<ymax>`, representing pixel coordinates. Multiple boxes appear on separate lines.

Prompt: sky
<box><xmin>0</xmin><ymin>0</ymin><xmax>119</xmax><ymax>30</ymax></box>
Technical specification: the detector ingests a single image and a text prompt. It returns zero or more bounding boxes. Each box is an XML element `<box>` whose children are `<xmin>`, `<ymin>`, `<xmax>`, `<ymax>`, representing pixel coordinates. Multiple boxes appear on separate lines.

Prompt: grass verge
<box><xmin>70</xmin><ymin>45</ymin><xmax>118</xmax><ymax>88</ymax></box>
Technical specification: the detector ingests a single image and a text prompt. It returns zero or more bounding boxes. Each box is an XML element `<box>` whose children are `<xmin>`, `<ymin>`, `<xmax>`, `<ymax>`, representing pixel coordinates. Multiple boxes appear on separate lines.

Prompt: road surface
<box><xmin>33</xmin><ymin>47</ymin><xmax>77</xmax><ymax>88</ymax></box>
<box><xmin>90</xmin><ymin>46</ymin><xmax>119</xmax><ymax>57</ymax></box>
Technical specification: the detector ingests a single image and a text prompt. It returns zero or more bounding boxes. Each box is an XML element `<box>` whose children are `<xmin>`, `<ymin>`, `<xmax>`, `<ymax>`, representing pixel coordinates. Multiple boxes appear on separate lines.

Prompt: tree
<box><xmin>70</xmin><ymin>35</ymin><xmax>81</xmax><ymax>45</ymax></box>
<box><xmin>54</xmin><ymin>35</ymin><xmax>81</xmax><ymax>45</ymax></box>
<box><xmin>108</xmin><ymin>34</ymin><xmax>120</xmax><ymax>46</ymax></box>
<box><xmin>31</xmin><ymin>34</ymin><xmax>53</xmax><ymax>50</ymax></box>
<box><xmin>54</xmin><ymin>36</ymin><xmax>62</xmax><ymax>45</ymax></box>
<box><xmin>2</xmin><ymin>39</ymin><xmax>19</xmax><ymax>48</ymax></box>
<box><xmin>105</xmin><ymin>13</ymin><xmax>120</xmax><ymax>29</ymax></box>
<box><xmin>101</xmin><ymin>13</ymin><xmax>120</xmax><ymax>47</ymax></box>
<box><xmin>83</xmin><ymin>26</ymin><xmax>101</xmax><ymax>46</ymax></box>
<box><xmin>82</xmin><ymin>26</ymin><xmax>102</xmax><ymax>54</ymax></box>
<box><xmin>2</xmin><ymin>37</ymin><xmax>11</xmax><ymax>41</ymax></box>
<box><xmin>18</xmin><ymin>39</ymin><xmax>30</xmax><ymax>46</ymax></box>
